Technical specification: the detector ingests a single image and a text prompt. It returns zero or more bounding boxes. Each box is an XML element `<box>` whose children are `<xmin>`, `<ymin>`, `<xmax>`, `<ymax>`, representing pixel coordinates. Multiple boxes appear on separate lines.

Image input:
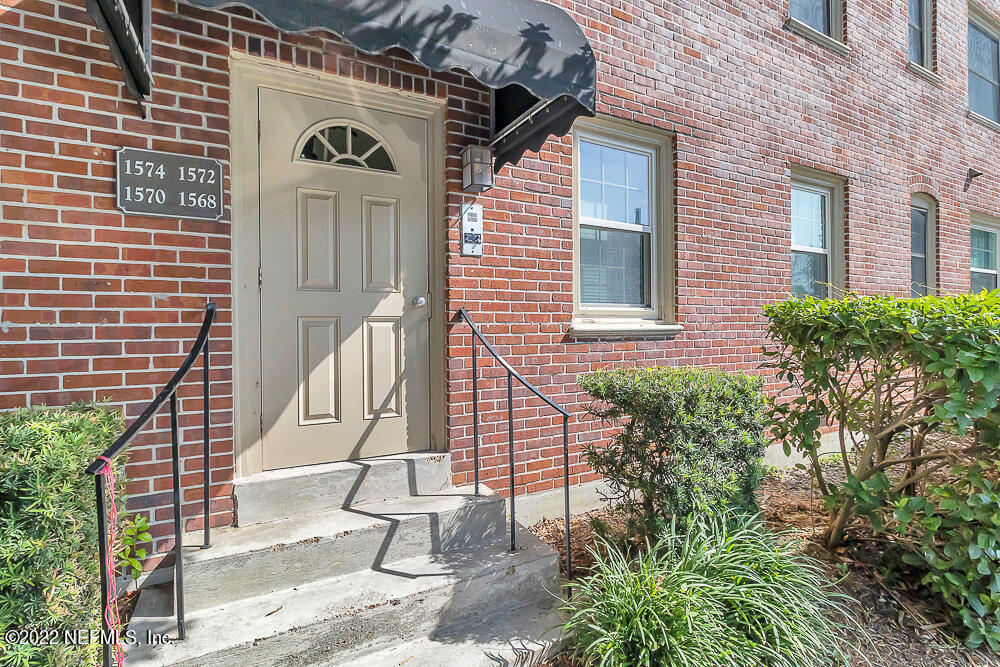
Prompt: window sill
<box><xmin>784</xmin><ymin>17</ymin><xmax>851</xmax><ymax>57</ymax></box>
<box><xmin>968</xmin><ymin>109</ymin><xmax>1000</xmax><ymax>134</ymax></box>
<box><xmin>568</xmin><ymin>318</ymin><xmax>683</xmax><ymax>339</ymax></box>
<box><xmin>905</xmin><ymin>61</ymin><xmax>943</xmax><ymax>85</ymax></box>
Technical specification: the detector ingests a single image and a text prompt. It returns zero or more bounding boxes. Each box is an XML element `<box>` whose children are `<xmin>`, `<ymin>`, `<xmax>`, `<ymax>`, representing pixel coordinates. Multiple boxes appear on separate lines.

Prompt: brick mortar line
<box><xmin>0</xmin><ymin>229</ymin><xmax>232</xmax><ymax>243</ymax></box>
<box><xmin>0</xmin><ymin>85</ymin><xmax>233</xmax><ymax>117</ymax></box>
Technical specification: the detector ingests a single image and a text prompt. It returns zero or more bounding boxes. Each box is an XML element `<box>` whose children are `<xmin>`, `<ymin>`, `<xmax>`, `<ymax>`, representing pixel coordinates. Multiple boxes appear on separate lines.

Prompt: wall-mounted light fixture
<box><xmin>461</xmin><ymin>145</ymin><xmax>494</xmax><ymax>193</ymax></box>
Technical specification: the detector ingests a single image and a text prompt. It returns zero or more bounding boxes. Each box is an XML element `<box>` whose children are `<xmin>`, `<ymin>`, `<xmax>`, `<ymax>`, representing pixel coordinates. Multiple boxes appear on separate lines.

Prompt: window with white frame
<box><xmin>910</xmin><ymin>196</ymin><xmax>936</xmax><ymax>296</ymax></box>
<box><xmin>791</xmin><ymin>180</ymin><xmax>835</xmax><ymax>298</ymax></box>
<box><xmin>969</xmin><ymin>15</ymin><xmax>1000</xmax><ymax>122</ymax></box>
<box><xmin>574</xmin><ymin>119</ymin><xmax>672</xmax><ymax>323</ymax></box>
<box><xmin>578</xmin><ymin>138</ymin><xmax>651</xmax><ymax>307</ymax></box>
<box><xmin>971</xmin><ymin>222</ymin><xmax>999</xmax><ymax>292</ymax></box>
<box><xmin>908</xmin><ymin>0</ymin><xmax>933</xmax><ymax>68</ymax></box>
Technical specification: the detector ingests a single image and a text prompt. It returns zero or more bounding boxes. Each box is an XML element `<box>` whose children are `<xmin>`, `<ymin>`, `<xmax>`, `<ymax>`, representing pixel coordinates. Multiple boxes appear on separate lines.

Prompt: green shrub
<box><xmin>579</xmin><ymin>366</ymin><xmax>767</xmax><ymax>535</ymax></box>
<box><xmin>0</xmin><ymin>405</ymin><xmax>126</xmax><ymax>667</ymax></box>
<box><xmin>763</xmin><ymin>292</ymin><xmax>1000</xmax><ymax>548</ymax></box>
<box><xmin>561</xmin><ymin>514</ymin><xmax>861</xmax><ymax>667</ymax></box>
<box><xmin>884</xmin><ymin>461</ymin><xmax>1000</xmax><ymax>650</ymax></box>
<box><xmin>764</xmin><ymin>291</ymin><xmax>1000</xmax><ymax>645</ymax></box>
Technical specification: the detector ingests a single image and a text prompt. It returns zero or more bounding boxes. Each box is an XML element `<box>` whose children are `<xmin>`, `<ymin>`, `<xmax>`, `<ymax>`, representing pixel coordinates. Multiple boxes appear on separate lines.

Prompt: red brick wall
<box><xmin>446</xmin><ymin>0</ymin><xmax>1000</xmax><ymax>498</ymax></box>
<box><xmin>2</xmin><ymin>0</ymin><xmax>1000</xmax><ymax>558</ymax></box>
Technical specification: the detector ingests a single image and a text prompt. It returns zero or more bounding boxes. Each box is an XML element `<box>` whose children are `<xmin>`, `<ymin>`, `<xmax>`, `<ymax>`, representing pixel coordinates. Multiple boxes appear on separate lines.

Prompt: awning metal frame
<box><xmin>86</xmin><ymin>0</ymin><xmax>153</xmax><ymax>112</ymax></box>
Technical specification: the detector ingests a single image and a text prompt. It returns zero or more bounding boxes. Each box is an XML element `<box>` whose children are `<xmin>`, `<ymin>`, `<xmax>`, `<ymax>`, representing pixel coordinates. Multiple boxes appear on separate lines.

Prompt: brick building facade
<box><xmin>2</xmin><ymin>0</ymin><xmax>999</xmax><ymax>560</ymax></box>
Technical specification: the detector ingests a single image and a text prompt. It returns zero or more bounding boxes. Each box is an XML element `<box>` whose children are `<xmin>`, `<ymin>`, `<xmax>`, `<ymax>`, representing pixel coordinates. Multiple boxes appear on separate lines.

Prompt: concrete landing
<box><xmin>234</xmin><ymin>451</ymin><xmax>452</xmax><ymax>525</ymax></box>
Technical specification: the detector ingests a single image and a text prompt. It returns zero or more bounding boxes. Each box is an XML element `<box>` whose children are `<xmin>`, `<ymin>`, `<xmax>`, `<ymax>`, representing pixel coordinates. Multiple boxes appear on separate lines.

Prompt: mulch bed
<box><xmin>531</xmin><ymin>505</ymin><xmax>632</xmax><ymax>579</ymax></box>
<box><xmin>530</xmin><ymin>462</ymin><xmax>1000</xmax><ymax>666</ymax></box>
<box><xmin>760</xmin><ymin>465</ymin><xmax>998</xmax><ymax>667</ymax></box>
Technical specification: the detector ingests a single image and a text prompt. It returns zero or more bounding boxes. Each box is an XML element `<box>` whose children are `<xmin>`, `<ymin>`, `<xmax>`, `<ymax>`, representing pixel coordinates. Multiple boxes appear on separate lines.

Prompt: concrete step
<box><xmin>125</xmin><ymin>529</ymin><xmax>560</xmax><ymax>667</ymax></box>
<box><xmin>182</xmin><ymin>486</ymin><xmax>505</xmax><ymax>612</ymax></box>
<box><xmin>335</xmin><ymin>599</ymin><xmax>564</xmax><ymax>666</ymax></box>
<box><xmin>235</xmin><ymin>451</ymin><xmax>452</xmax><ymax>525</ymax></box>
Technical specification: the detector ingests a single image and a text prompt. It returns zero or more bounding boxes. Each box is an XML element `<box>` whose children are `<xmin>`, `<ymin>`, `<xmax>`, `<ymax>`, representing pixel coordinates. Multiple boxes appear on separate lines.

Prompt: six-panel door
<box><xmin>258</xmin><ymin>87</ymin><xmax>430</xmax><ymax>470</ymax></box>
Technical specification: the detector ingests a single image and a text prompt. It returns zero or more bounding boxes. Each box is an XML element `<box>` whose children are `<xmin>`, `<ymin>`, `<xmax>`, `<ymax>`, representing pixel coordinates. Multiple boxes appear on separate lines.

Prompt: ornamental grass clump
<box><xmin>0</xmin><ymin>405</ymin><xmax>125</xmax><ymax>667</ymax></box>
<box><xmin>561</xmin><ymin>514</ymin><xmax>861</xmax><ymax>667</ymax></box>
<box><xmin>579</xmin><ymin>366</ymin><xmax>767</xmax><ymax>536</ymax></box>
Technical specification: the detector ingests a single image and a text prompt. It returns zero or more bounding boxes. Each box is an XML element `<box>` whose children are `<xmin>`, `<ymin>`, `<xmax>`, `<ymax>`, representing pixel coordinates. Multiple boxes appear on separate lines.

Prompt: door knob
<box><xmin>412</xmin><ymin>296</ymin><xmax>427</xmax><ymax>308</ymax></box>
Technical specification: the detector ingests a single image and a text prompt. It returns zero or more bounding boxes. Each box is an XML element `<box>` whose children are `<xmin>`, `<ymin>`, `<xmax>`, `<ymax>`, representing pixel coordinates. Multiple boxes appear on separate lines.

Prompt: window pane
<box><xmin>911</xmin><ymin>207</ymin><xmax>928</xmax><ymax>296</ymax></box>
<box><xmin>603</xmin><ymin>185</ymin><xmax>628</xmax><ymax>223</ymax></box>
<box><xmin>580</xmin><ymin>227</ymin><xmax>649</xmax><ymax>306</ymax></box>
<box><xmin>970</xmin><ymin>73</ymin><xmax>1000</xmax><ymax>120</ymax></box>
<box><xmin>580</xmin><ymin>141</ymin><xmax>602</xmax><ymax>181</ymax></box>
<box><xmin>909</xmin><ymin>0</ymin><xmax>923</xmax><ymax>29</ymax></box>
<box><xmin>969</xmin><ymin>23</ymin><xmax>999</xmax><ymax>81</ymax></box>
<box><xmin>909</xmin><ymin>0</ymin><xmax>924</xmax><ymax>64</ymax></box>
<box><xmin>318</xmin><ymin>125</ymin><xmax>348</xmax><ymax>154</ymax></box>
<box><xmin>909</xmin><ymin>26</ymin><xmax>924</xmax><ymax>64</ymax></box>
<box><xmin>911</xmin><ymin>257</ymin><xmax>928</xmax><ymax>296</ymax></box>
<box><xmin>972</xmin><ymin>271</ymin><xmax>998</xmax><ymax>293</ymax></box>
<box><xmin>790</xmin><ymin>0</ymin><xmax>830</xmax><ymax>35</ymax></box>
<box><xmin>792</xmin><ymin>250</ymin><xmax>829</xmax><ymax>298</ymax></box>
<box><xmin>366</xmin><ymin>147</ymin><xmax>394</xmax><ymax>172</ymax></box>
<box><xmin>791</xmin><ymin>186</ymin><xmax>827</xmax><ymax>250</ymax></box>
<box><xmin>603</xmin><ymin>148</ymin><xmax>626</xmax><ymax>186</ymax></box>
<box><xmin>625</xmin><ymin>152</ymin><xmax>649</xmax><ymax>226</ymax></box>
<box><xmin>626</xmin><ymin>153</ymin><xmax>648</xmax><ymax>191</ymax></box>
<box><xmin>911</xmin><ymin>207</ymin><xmax>927</xmax><ymax>257</ymax></box>
<box><xmin>627</xmin><ymin>190</ymin><xmax>649</xmax><ymax>226</ymax></box>
<box><xmin>579</xmin><ymin>139</ymin><xmax>652</xmax><ymax>227</ymax></box>
<box><xmin>969</xmin><ymin>22</ymin><xmax>1000</xmax><ymax>119</ymax></box>
<box><xmin>972</xmin><ymin>228</ymin><xmax>997</xmax><ymax>270</ymax></box>
<box><xmin>350</xmin><ymin>126</ymin><xmax>378</xmax><ymax>157</ymax></box>
<box><xmin>580</xmin><ymin>181</ymin><xmax>602</xmax><ymax>219</ymax></box>
<box><xmin>300</xmin><ymin>135</ymin><xmax>328</xmax><ymax>162</ymax></box>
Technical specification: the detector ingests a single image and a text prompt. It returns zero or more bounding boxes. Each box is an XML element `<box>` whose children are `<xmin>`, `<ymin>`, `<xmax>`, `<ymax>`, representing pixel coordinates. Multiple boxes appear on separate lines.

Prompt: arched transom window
<box><xmin>298</xmin><ymin>121</ymin><xmax>396</xmax><ymax>173</ymax></box>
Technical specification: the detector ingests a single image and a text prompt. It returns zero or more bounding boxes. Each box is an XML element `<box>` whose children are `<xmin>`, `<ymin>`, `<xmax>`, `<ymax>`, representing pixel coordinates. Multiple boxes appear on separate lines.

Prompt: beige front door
<box><xmin>257</xmin><ymin>87</ymin><xmax>430</xmax><ymax>470</ymax></box>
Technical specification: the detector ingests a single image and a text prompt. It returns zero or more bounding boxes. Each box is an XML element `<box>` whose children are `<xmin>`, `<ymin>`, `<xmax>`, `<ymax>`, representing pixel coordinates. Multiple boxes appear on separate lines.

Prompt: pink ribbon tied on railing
<box><xmin>96</xmin><ymin>455</ymin><xmax>125</xmax><ymax>667</ymax></box>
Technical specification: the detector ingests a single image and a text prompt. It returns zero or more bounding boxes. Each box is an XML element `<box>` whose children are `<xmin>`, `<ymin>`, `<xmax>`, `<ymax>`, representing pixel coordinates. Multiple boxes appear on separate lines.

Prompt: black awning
<box><xmin>186</xmin><ymin>0</ymin><xmax>596</xmax><ymax>169</ymax></box>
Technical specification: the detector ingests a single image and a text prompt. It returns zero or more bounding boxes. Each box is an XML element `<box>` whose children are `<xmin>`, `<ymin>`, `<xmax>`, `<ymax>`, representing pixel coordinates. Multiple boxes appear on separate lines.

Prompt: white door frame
<box><xmin>230</xmin><ymin>55</ymin><xmax>448</xmax><ymax>477</ymax></box>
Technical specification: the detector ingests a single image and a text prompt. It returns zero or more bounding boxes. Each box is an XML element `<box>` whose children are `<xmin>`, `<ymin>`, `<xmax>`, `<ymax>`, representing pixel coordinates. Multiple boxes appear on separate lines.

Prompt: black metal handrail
<box><xmin>86</xmin><ymin>302</ymin><xmax>216</xmax><ymax>666</ymax></box>
<box><xmin>456</xmin><ymin>308</ymin><xmax>573</xmax><ymax>582</ymax></box>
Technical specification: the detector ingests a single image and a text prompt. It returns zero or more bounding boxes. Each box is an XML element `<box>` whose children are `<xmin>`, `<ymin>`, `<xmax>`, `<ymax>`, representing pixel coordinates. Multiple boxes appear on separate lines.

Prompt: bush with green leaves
<box><xmin>579</xmin><ymin>366</ymin><xmax>767</xmax><ymax>535</ymax></box>
<box><xmin>0</xmin><ymin>405</ymin><xmax>126</xmax><ymax>667</ymax></box>
<box><xmin>764</xmin><ymin>291</ymin><xmax>1000</xmax><ymax>548</ymax></box>
<box><xmin>880</xmin><ymin>461</ymin><xmax>1000</xmax><ymax>650</ymax></box>
<box><xmin>561</xmin><ymin>513</ymin><xmax>861</xmax><ymax>667</ymax></box>
<box><xmin>764</xmin><ymin>291</ymin><xmax>1000</xmax><ymax>645</ymax></box>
